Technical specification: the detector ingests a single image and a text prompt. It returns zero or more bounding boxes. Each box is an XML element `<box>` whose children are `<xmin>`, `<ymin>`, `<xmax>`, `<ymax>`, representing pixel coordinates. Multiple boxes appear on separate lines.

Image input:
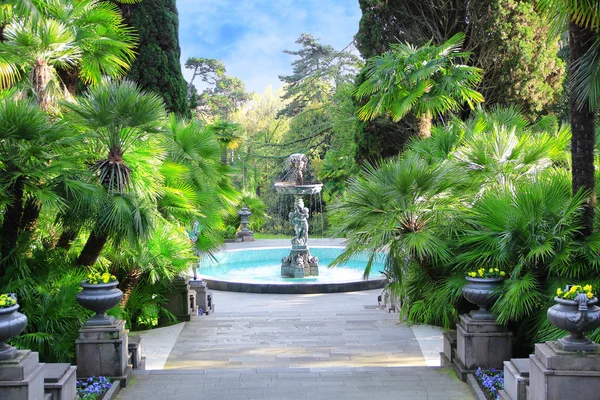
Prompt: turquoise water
<box><xmin>197</xmin><ymin>247</ymin><xmax>385</xmax><ymax>284</ymax></box>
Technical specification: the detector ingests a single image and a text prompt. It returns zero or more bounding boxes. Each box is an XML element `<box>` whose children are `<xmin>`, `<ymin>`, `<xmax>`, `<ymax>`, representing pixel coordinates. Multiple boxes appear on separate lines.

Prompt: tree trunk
<box><xmin>56</xmin><ymin>228</ymin><xmax>81</xmax><ymax>251</ymax></box>
<box><xmin>0</xmin><ymin>177</ymin><xmax>24</xmax><ymax>265</ymax></box>
<box><xmin>76</xmin><ymin>230</ymin><xmax>109</xmax><ymax>266</ymax></box>
<box><xmin>32</xmin><ymin>59</ymin><xmax>53</xmax><ymax>111</ymax></box>
<box><xmin>416</xmin><ymin>113</ymin><xmax>432</xmax><ymax>139</ymax></box>
<box><xmin>19</xmin><ymin>197</ymin><xmax>41</xmax><ymax>236</ymax></box>
<box><xmin>569</xmin><ymin>21</ymin><xmax>597</xmax><ymax>236</ymax></box>
<box><xmin>57</xmin><ymin>67</ymin><xmax>80</xmax><ymax>96</ymax></box>
<box><xmin>119</xmin><ymin>268</ymin><xmax>143</xmax><ymax>308</ymax></box>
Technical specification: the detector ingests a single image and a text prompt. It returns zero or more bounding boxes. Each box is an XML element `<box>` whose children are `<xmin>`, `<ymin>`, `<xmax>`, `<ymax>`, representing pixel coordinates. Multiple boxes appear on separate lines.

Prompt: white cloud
<box><xmin>177</xmin><ymin>0</ymin><xmax>362</xmax><ymax>93</ymax></box>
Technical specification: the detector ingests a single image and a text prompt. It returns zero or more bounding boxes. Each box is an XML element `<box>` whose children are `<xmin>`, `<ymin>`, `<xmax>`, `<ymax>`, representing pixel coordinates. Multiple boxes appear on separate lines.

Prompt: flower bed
<box><xmin>77</xmin><ymin>376</ymin><xmax>112</xmax><ymax>400</ymax></box>
<box><xmin>475</xmin><ymin>368</ymin><xmax>503</xmax><ymax>400</ymax></box>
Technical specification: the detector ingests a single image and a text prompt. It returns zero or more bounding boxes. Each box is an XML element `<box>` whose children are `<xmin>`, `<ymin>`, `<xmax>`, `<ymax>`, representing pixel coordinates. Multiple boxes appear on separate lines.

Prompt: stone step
<box><xmin>44</xmin><ymin>393</ymin><xmax>52</xmax><ymax>400</ymax></box>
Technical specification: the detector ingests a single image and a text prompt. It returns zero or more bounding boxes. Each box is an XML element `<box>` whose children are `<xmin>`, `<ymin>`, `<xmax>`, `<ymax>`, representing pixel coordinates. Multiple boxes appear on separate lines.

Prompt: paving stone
<box><xmin>117</xmin><ymin>289</ymin><xmax>473</xmax><ymax>400</ymax></box>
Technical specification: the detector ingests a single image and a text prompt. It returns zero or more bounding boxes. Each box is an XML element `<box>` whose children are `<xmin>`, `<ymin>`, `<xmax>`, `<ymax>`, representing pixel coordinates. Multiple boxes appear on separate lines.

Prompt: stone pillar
<box><xmin>75</xmin><ymin>319</ymin><xmax>131</xmax><ymax>387</ymax></box>
<box><xmin>0</xmin><ymin>350</ymin><xmax>44</xmax><ymax>400</ymax></box>
<box><xmin>454</xmin><ymin>314</ymin><xmax>512</xmax><ymax>381</ymax></box>
<box><xmin>441</xmin><ymin>330</ymin><xmax>457</xmax><ymax>367</ymax></box>
<box><xmin>43</xmin><ymin>363</ymin><xmax>77</xmax><ymax>400</ymax></box>
<box><xmin>529</xmin><ymin>341</ymin><xmax>600</xmax><ymax>400</ymax></box>
<box><xmin>498</xmin><ymin>358</ymin><xmax>529</xmax><ymax>400</ymax></box>
<box><xmin>190</xmin><ymin>279</ymin><xmax>213</xmax><ymax>315</ymax></box>
<box><xmin>163</xmin><ymin>276</ymin><xmax>192</xmax><ymax>322</ymax></box>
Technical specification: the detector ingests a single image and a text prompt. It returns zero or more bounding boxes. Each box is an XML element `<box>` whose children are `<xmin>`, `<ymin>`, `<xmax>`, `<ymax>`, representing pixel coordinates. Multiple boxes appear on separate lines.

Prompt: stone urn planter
<box><xmin>547</xmin><ymin>294</ymin><xmax>600</xmax><ymax>351</ymax></box>
<box><xmin>76</xmin><ymin>281</ymin><xmax>123</xmax><ymax>326</ymax></box>
<box><xmin>462</xmin><ymin>277</ymin><xmax>504</xmax><ymax>320</ymax></box>
<box><xmin>0</xmin><ymin>295</ymin><xmax>27</xmax><ymax>360</ymax></box>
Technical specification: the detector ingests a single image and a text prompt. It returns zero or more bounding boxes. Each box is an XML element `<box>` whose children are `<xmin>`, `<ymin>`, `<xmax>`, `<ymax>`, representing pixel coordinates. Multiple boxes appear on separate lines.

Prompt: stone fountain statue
<box><xmin>274</xmin><ymin>154</ymin><xmax>322</xmax><ymax>278</ymax></box>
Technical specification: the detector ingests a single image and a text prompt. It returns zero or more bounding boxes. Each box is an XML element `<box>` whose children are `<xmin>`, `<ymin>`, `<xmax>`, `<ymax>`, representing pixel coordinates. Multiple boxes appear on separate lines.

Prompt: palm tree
<box><xmin>0</xmin><ymin>0</ymin><xmax>136</xmax><ymax>110</ymax></box>
<box><xmin>354</xmin><ymin>32</ymin><xmax>484</xmax><ymax>138</ymax></box>
<box><xmin>207</xmin><ymin>120</ymin><xmax>243</xmax><ymax>165</ymax></box>
<box><xmin>62</xmin><ymin>79</ymin><xmax>166</xmax><ymax>266</ymax></box>
<box><xmin>538</xmin><ymin>0</ymin><xmax>600</xmax><ymax>235</ymax></box>
<box><xmin>0</xmin><ymin>95</ymin><xmax>76</xmax><ymax>275</ymax></box>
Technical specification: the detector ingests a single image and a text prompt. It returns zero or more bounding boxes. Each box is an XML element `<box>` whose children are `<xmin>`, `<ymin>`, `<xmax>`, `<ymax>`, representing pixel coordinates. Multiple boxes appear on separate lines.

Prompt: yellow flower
<box><xmin>569</xmin><ymin>285</ymin><xmax>578</xmax><ymax>293</ymax></box>
<box><xmin>588</xmin><ymin>292</ymin><xmax>594</xmax><ymax>299</ymax></box>
<box><xmin>478</xmin><ymin>270</ymin><xmax>484</xmax><ymax>277</ymax></box>
<box><xmin>110</xmin><ymin>275</ymin><xmax>116</xmax><ymax>281</ymax></box>
<box><xmin>500</xmin><ymin>271</ymin><xmax>506</xmax><ymax>277</ymax></box>
<box><xmin>557</xmin><ymin>288</ymin><xmax>563</xmax><ymax>296</ymax></box>
<box><xmin>489</xmin><ymin>268</ymin><xmax>493</xmax><ymax>273</ymax></box>
<box><xmin>0</xmin><ymin>301</ymin><xmax>5</xmax><ymax>307</ymax></box>
<box><xmin>494</xmin><ymin>268</ymin><xmax>499</xmax><ymax>272</ymax></box>
<box><xmin>584</xmin><ymin>284</ymin><xmax>592</xmax><ymax>292</ymax></box>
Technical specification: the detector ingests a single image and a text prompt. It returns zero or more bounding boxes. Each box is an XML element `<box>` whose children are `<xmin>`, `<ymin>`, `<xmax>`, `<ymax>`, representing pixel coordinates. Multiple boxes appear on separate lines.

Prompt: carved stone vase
<box><xmin>76</xmin><ymin>281</ymin><xmax>123</xmax><ymax>326</ymax></box>
<box><xmin>547</xmin><ymin>294</ymin><xmax>600</xmax><ymax>351</ymax></box>
<box><xmin>462</xmin><ymin>277</ymin><xmax>504</xmax><ymax>320</ymax></box>
<box><xmin>0</xmin><ymin>296</ymin><xmax>27</xmax><ymax>360</ymax></box>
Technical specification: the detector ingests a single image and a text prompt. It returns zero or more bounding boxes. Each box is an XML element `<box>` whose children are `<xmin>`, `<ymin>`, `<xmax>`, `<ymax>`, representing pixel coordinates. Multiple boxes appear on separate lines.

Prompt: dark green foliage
<box><xmin>3</xmin><ymin>251</ymin><xmax>91</xmax><ymax>363</ymax></box>
<box><xmin>119</xmin><ymin>0</ymin><xmax>189</xmax><ymax>116</ymax></box>
<box><xmin>279</xmin><ymin>33</ymin><xmax>361</xmax><ymax>117</ymax></box>
<box><xmin>331</xmin><ymin>107</ymin><xmax>600</xmax><ymax>349</ymax></box>
<box><xmin>355</xmin><ymin>0</ymin><xmax>565</xmax><ymax>119</ymax></box>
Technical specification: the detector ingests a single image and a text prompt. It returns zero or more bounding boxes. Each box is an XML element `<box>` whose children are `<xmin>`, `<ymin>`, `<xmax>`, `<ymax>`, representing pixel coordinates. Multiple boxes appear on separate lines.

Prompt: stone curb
<box><xmin>466</xmin><ymin>373</ymin><xmax>487</xmax><ymax>400</ymax></box>
<box><xmin>103</xmin><ymin>379</ymin><xmax>120</xmax><ymax>400</ymax></box>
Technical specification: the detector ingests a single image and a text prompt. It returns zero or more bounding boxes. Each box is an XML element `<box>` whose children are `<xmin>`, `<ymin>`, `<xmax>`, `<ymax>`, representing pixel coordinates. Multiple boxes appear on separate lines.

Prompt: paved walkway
<box><xmin>117</xmin><ymin>290</ymin><xmax>473</xmax><ymax>400</ymax></box>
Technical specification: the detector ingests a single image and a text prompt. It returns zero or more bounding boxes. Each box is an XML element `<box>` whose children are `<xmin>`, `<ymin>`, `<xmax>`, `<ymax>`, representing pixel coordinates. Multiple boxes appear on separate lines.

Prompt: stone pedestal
<box><xmin>454</xmin><ymin>314</ymin><xmax>512</xmax><ymax>381</ymax></box>
<box><xmin>529</xmin><ymin>341</ymin><xmax>600</xmax><ymax>400</ymax></box>
<box><xmin>281</xmin><ymin>245</ymin><xmax>319</xmax><ymax>278</ymax></box>
<box><xmin>0</xmin><ymin>350</ymin><xmax>44</xmax><ymax>400</ymax></box>
<box><xmin>43</xmin><ymin>363</ymin><xmax>76</xmax><ymax>400</ymax></box>
<box><xmin>163</xmin><ymin>277</ymin><xmax>192</xmax><ymax>322</ymax></box>
<box><xmin>75</xmin><ymin>319</ymin><xmax>131</xmax><ymax>388</ymax></box>
<box><xmin>498</xmin><ymin>358</ymin><xmax>529</xmax><ymax>400</ymax></box>
<box><xmin>441</xmin><ymin>330</ymin><xmax>457</xmax><ymax>367</ymax></box>
<box><xmin>190</xmin><ymin>279</ymin><xmax>213</xmax><ymax>315</ymax></box>
<box><xmin>127</xmin><ymin>336</ymin><xmax>145</xmax><ymax>371</ymax></box>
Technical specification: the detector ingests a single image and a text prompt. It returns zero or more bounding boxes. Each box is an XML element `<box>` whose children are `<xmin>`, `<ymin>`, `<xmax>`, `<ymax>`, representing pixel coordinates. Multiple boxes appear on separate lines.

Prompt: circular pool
<box><xmin>197</xmin><ymin>247</ymin><xmax>387</xmax><ymax>294</ymax></box>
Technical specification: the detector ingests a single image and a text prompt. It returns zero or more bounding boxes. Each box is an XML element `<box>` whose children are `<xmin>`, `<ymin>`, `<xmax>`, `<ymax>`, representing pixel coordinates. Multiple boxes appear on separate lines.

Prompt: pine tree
<box><xmin>118</xmin><ymin>0</ymin><xmax>189</xmax><ymax>116</ymax></box>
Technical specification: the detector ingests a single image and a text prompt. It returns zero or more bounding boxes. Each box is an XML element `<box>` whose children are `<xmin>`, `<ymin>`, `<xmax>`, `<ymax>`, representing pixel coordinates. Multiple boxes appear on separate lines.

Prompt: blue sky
<box><xmin>176</xmin><ymin>0</ymin><xmax>362</xmax><ymax>93</ymax></box>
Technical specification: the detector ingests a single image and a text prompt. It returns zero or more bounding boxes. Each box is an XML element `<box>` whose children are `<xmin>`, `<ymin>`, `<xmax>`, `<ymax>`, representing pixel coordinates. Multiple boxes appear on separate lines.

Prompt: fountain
<box><xmin>274</xmin><ymin>154</ymin><xmax>323</xmax><ymax>278</ymax></box>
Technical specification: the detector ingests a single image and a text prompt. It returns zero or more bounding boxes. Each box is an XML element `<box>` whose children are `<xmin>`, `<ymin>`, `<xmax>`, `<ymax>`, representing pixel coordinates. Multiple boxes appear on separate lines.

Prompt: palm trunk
<box><xmin>119</xmin><ymin>268</ymin><xmax>143</xmax><ymax>308</ymax></box>
<box><xmin>416</xmin><ymin>113</ymin><xmax>432</xmax><ymax>139</ymax></box>
<box><xmin>0</xmin><ymin>177</ymin><xmax>24</xmax><ymax>266</ymax></box>
<box><xmin>32</xmin><ymin>59</ymin><xmax>54</xmax><ymax>112</ymax></box>
<box><xmin>57</xmin><ymin>67</ymin><xmax>79</xmax><ymax>96</ymax></box>
<box><xmin>19</xmin><ymin>197</ymin><xmax>41</xmax><ymax>236</ymax></box>
<box><xmin>569</xmin><ymin>21</ymin><xmax>597</xmax><ymax>236</ymax></box>
<box><xmin>76</xmin><ymin>230</ymin><xmax>109</xmax><ymax>266</ymax></box>
<box><xmin>56</xmin><ymin>228</ymin><xmax>81</xmax><ymax>251</ymax></box>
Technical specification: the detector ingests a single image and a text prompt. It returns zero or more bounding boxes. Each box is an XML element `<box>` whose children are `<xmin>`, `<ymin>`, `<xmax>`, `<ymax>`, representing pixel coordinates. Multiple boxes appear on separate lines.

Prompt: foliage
<box><xmin>330</xmin><ymin>107</ymin><xmax>600</xmax><ymax>348</ymax></box>
<box><xmin>355</xmin><ymin>0</ymin><xmax>565</xmax><ymax>119</ymax></box>
<box><xmin>118</xmin><ymin>0</ymin><xmax>189</xmax><ymax>115</ymax></box>
<box><xmin>3</xmin><ymin>251</ymin><xmax>91</xmax><ymax>362</ymax></box>
<box><xmin>278</xmin><ymin>33</ymin><xmax>362</xmax><ymax>117</ymax></box>
<box><xmin>186</xmin><ymin>57</ymin><xmax>250</xmax><ymax>120</ymax></box>
<box><xmin>355</xmin><ymin>33</ymin><xmax>483</xmax><ymax>138</ymax></box>
<box><xmin>0</xmin><ymin>0</ymin><xmax>137</xmax><ymax>109</ymax></box>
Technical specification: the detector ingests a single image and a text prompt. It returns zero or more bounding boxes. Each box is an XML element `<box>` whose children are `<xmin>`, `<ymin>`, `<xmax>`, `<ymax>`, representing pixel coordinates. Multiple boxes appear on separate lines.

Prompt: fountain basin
<box><xmin>274</xmin><ymin>182</ymin><xmax>323</xmax><ymax>196</ymax></box>
<box><xmin>197</xmin><ymin>247</ymin><xmax>387</xmax><ymax>294</ymax></box>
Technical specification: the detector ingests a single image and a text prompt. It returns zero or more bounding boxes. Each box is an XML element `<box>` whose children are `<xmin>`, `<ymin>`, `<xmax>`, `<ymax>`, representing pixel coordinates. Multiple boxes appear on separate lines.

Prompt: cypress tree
<box><xmin>119</xmin><ymin>0</ymin><xmax>189</xmax><ymax>116</ymax></box>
